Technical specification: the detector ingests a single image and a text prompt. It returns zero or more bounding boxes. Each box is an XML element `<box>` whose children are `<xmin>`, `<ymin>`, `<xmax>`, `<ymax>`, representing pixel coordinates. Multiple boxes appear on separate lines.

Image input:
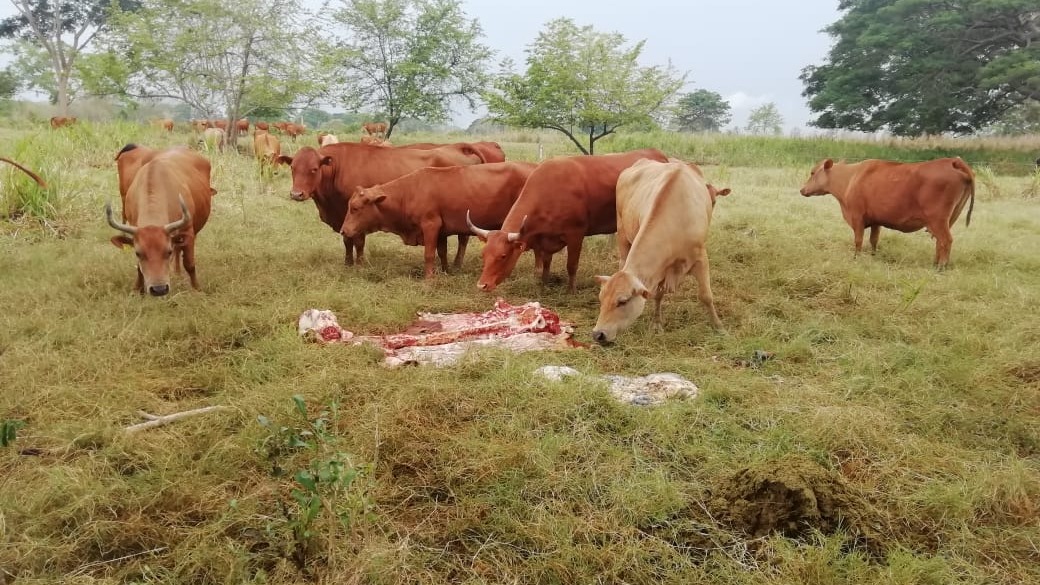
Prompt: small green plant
<box><xmin>256</xmin><ymin>396</ymin><xmax>372</xmax><ymax>574</ymax></box>
<box><xmin>1</xmin><ymin>419</ymin><xmax>25</xmax><ymax>447</ymax></box>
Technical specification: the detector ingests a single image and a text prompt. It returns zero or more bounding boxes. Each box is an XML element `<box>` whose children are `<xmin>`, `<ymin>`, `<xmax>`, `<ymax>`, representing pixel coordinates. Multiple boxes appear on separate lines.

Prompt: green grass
<box><xmin>1</xmin><ymin>122</ymin><xmax>1039</xmax><ymax>584</ymax></box>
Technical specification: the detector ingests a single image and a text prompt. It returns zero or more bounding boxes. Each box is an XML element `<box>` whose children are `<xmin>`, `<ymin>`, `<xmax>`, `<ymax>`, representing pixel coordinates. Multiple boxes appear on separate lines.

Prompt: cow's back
<box><xmin>848</xmin><ymin>158</ymin><xmax>972</xmax><ymax>230</ymax></box>
<box><xmin>325</xmin><ymin>143</ymin><xmax>481</xmax><ymax>196</ymax></box>
<box><xmin>126</xmin><ymin>149</ymin><xmax>213</xmax><ymax>234</ymax></box>
<box><xmin>116</xmin><ymin>144</ymin><xmax>161</xmax><ymax>205</ymax></box>
<box><xmin>507</xmin><ymin>148</ymin><xmax>668</xmax><ymax>235</ymax></box>
<box><xmin>618</xmin><ymin>160</ymin><xmax>713</xmax><ymax>253</ymax></box>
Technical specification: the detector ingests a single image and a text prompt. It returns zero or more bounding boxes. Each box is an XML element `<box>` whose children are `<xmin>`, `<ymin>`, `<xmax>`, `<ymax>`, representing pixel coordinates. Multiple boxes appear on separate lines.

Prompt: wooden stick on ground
<box><xmin>125</xmin><ymin>405</ymin><xmax>231</xmax><ymax>433</ymax></box>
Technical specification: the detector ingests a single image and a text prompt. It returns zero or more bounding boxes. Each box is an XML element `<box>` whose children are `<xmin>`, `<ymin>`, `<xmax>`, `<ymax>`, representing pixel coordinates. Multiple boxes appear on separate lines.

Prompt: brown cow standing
<box><xmin>236</xmin><ymin>118</ymin><xmax>249</xmax><ymax>133</ymax></box>
<box><xmin>363</xmin><ymin>121</ymin><xmax>388</xmax><ymax>136</ymax></box>
<box><xmin>799</xmin><ymin>157</ymin><xmax>975</xmax><ymax>269</ymax></box>
<box><xmin>276</xmin><ymin>142</ymin><xmax>487</xmax><ymax>266</ymax></box>
<box><xmin>255</xmin><ymin>121</ymin><xmax>270</xmax><ymax>132</ymax></box>
<box><xmin>469</xmin><ymin>148</ymin><xmax>669</xmax><ymax>293</ymax></box>
<box><xmin>49</xmin><ymin>116</ymin><xmax>77</xmax><ymax>128</ymax></box>
<box><xmin>341</xmin><ymin>161</ymin><xmax>537</xmax><ymax>278</ymax></box>
<box><xmin>106</xmin><ymin>145</ymin><xmax>216</xmax><ymax>295</ymax></box>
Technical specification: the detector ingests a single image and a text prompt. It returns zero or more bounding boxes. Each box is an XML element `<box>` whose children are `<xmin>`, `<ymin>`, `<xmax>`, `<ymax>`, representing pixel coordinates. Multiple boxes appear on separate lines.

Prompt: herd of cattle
<box><xmin>94</xmin><ymin>117</ymin><xmax>977</xmax><ymax>343</ymax></box>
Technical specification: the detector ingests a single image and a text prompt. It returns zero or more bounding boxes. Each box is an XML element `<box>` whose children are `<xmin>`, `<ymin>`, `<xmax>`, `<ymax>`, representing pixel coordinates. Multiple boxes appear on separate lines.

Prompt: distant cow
<box><xmin>200</xmin><ymin>127</ymin><xmax>226</xmax><ymax>152</ymax></box>
<box><xmin>106</xmin><ymin>145</ymin><xmax>216</xmax><ymax>295</ymax></box>
<box><xmin>360</xmin><ymin>135</ymin><xmax>390</xmax><ymax>146</ymax></box>
<box><xmin>276</xmin><ymin>142</ymin><xmax>488</xmax><ymax>266</ymax></box>
<box><xmin>255</xmin><ymin>121</ymin><xmax>270</xmax><ymax>132</ymax></box>
<box><xmin>468</xmin><ymin>148</ymin><xmax>669</xmax><ymax>292</ymax></box>
<box><xmin>253</xmin><ymin>129</ymin><xmax>281</xmax><ymax>172</ymax></box>
<box><xmin>152</xmin><ymin>118</ymin><xmax>174</xmax><ymax>132</ymax></box>
<box><xmin>591</xmin><ymin>159</ymin><xmax>726</xmax><ymax>344</ymax></box>
<box><xmin>236</xmin><ymin>118</ymin><xmax>249</xmax><ymax>133</ymax></box>
<box><xmin>799</xmin><ymin>157</ymin><xmax>975</xmax><ymax>269</ymax></box>
<box><xmin>0</xmin><ymin>156</ymin><xmax>48</xmax><ymax>189</ymax></box>
<box><xmin>341</xmin><ymin>161</ymin><xmax>537</xmax><ymax>278</ymax></box>
<box><xmin>191</xmin><ymin>119</ymin><xmax>210</xmax><ymax>133</ymax></box>
<box><xmin>363</xmin><ymin>121</ymin><xmax>388</xmax><ymax>136</ymax></box>
<box><xmin>319</xmin><ymin>133</ymin><xmax>339</xmax><ymax>147</ymax></box>
<box><xmin>211</xmin><ymin>119</ymin><xmax>229</xmax><ymax>131</ymax></box>
<box><xmin>285</xmin><ymin>123</ymin><xmax>306</xmax><ymax>141</ymax></box>
<box><xmin>49</xmin><ymin>116</ymin><xmax>77</xmax><ymax>128</ymax></box>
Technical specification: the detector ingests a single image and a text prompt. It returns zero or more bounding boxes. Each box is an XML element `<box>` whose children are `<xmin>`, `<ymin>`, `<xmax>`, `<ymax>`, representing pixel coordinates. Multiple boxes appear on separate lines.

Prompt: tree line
<box><xmin>1</xmin><ymin>0</ymin><xmax>1036</xmax><ymax>148</ymax></box>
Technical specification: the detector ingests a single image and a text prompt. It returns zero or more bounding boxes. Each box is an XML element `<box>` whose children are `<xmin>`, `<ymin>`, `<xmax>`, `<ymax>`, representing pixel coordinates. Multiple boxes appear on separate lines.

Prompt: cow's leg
<box><xmin>851</xmin><ymin>221</ymin><xmax>866</xmax><ymax>257</ymax></box>
<box><xmin>565</xmin><ymin>236</ymin><xmax>585</xmax><ymax>293</ymax></box>
<box><xmin>453</xmin><ymin>235</ymin><xmax>470</xmax><ymax>271</ymax></box>
<box><xmin>651</xmin><ymin>288</ymin><xmax>666</xmax><ymax>333</ymax></box>
<box><xmin>422</xmin><ymin>235</ymin><xmax>440</xmax><ymax>279</ymax></box>
<box><xmin>353</xmin><ymin>235</ymin><xmax>366</xmax><ymax>266</ymax></box>
<box><xmin>869</xmin><ymin>226</ymin><xmax>881</xmax><ymax>254</ymax></box>
<box><xmin>135</xmin><ymin>267</ymin><xmax>144</xmax><ymax>294</ymax></box>
<box><xmin>929</xmin><ymin>221</ymin><xmax>953</xmax><ymax>270</ymax></box>
<box><xmin>341</xmin><ymin>234</ymin><xmax>354</xmax><ymax>266</ymax></box>
<box><xmin>540</xmin><ymin>252</ymin><xmax>553</xmax><ymax>285</ymax></box>
<box><xmin>692</xmin><ymin>252</ymin><xmax>724</xmax><ymax>330</ymax></box>
<box><xmin>436</xmin><ymin>234</ymin><xmax>450</xmax><ymax>275</ymax></box>
<box><xmin>183</xmin><ymin>240</ymin><xmax>200</xmax><ymax>290</ymax></box>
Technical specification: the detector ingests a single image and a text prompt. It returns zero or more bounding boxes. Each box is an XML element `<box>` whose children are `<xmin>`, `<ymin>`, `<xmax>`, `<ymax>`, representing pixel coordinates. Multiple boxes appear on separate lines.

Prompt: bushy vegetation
<box><xmin>1</xmin><ymin>121</ymin><xmax>1039</xmax><ymax>584</ymax></box>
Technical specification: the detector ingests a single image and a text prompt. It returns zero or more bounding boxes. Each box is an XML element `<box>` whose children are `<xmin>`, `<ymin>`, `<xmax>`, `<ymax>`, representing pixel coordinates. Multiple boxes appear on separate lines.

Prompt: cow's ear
<box><xmin>373</xmin><ymin>194</ymin><xmax>387</xmax><ymax>204</ymax></box>
<box><xmin>716</xmin><ymin>187</ymin><xmax>731</xmax><ymax>197</ymax></box>
<box><xmin>110</xmin><ymin>235</ymin><xmax>132</xmax><ymax>249</ymax></box>
<box><xmin>823</xmin><ymin>158</ymin><xmax>834</xmax><ymax>170</ymax></box>
<box><xmin>638</xmin><ymin>288</ymin><xmax>650</xmax><ymax>299</ymax></box>
<box><xmin>594</xmin><ymin>275</ymin><xmax>611</xmax><ymax>285</ymax></box>
<box><xmin>275</xmin><ymin>155</ymin><xmax>293</xmax><ymax>166</ymax></box>
<box><xmin>516</xmin><ymin>241</ymin><xmax>528</xmax><ymax>252</ymax></box>
<box><xmin>210</xmin><ymin>187</ymin><xmax>218</xmax><ymax>197</ymax></box>
<box><xmin>320</xmin><ymin>156</ymin><xmax>333</xmax><ymax>166</ymax></box>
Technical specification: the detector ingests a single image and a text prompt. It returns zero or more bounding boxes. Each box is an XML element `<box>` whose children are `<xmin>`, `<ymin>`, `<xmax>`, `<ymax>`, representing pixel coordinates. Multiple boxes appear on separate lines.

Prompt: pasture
<box><xmin>1</xmin><ymin>122</ymin><xmax>1039</xmax><ymax>584</ymax></box>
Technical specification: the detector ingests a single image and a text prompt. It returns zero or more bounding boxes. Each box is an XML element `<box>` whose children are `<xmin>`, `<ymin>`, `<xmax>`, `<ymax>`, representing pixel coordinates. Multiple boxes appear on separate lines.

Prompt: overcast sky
<box><xmin>0</xmin><ymin>0</ymin><xmax>841</xmax><ymax>131</ymax></box>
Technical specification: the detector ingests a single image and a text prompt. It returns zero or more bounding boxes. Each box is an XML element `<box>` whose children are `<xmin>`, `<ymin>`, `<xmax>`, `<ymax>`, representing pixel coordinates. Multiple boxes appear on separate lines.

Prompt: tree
<box><xmin>484</xmin><ymin>18</ymin><xmax>684</xmax><ymax>154</ymax></box>
<box><xmin>990</xmin><ymin>100</ymin><xmax>1040</xmax><ymax>135</ymax></box>
<box><xmin>0</xmin><ymin>0</ymin><xmax>139</xmax><ymax>115</ymax></box>
<box><xmin>673</xmin><ymin>89</ymin><xmax>731</xmax><ymax>132</ymax></box>
<box><xmin>802</xmin><ymin>0</ymin><xmax>1040</xmax><ymax>136</ymax></box>
<box><xmin>100</xmin><ymin>0</ymin><xmax>328</xmax><ymax>128</ymax></box>
<box><xmin>745</xmin><ymin>102</ymin><xmax>784</xmax><ymax>135</ymax></box>
<box><xmin>331</xmin><ymin>0</ymin><xmax>491</xmax><ymax>139</ymax></box>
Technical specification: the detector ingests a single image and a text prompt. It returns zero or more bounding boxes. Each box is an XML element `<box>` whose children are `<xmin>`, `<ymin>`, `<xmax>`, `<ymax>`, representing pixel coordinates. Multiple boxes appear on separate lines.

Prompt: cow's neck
<box><xmin>378</xmin><ymin>191</ymin><xmax>416</xmax><ymax>234</ymax></box>
<box><xmin>620</xmin><ymin>248</ymin><xmax>673</xmax><ymax>295</ymax></box>
<box><xmin>826</xmin><ymin>163</ymin><xmax>861</xmax><ymax>207</ymax></box>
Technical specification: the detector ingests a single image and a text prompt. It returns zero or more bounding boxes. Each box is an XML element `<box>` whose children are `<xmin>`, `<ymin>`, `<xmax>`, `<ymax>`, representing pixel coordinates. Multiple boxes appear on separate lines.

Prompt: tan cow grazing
<box><xmin>276</xmin><ymin>142</ymin><xmax>487</xmax><ymax>266</ymax></box>
<box><xmin>468</xmin><ymin>148</ymin><xmax>669</xmax><ymax>293</ymax></box>
<box><xmin>0</xmin><ymin>156</ymin><xmax>48</xmax><ymax>189</ymax></box>
<box><xmin>253</xmin><ymin>129</ymin><xmax>281</xmax><ymax>172</ymax></box>
<box><xmin>363</xmin><ymin>121</ymin><xmax>388</xmax><ymax>136</ymax></box>
<box><xmin>341</xmin><ymin>161</ymin><xmax>537</xmax><ymax>278</ymax></box>
<box><xmin>799</xmin><ymin>157</ymin><xmax>975</xmax><ymax>269</ymax></box>
<box><xmin>49</xmin><ymin>116</ymin><xmax>77</xmax><ymax>128</ymax></box>
<box><xmin>200</xmin><ymin>127</ymin><xmax>226</xmax><ymax>152</ymax></box>
<box><xmin>319</xmin><ymin>133</ymin><xmax>339</xmax><ymax>147</ymax></box>
<box><xmin>590</xmin><ymin>159</ymin><xmax>725</xmax><ymax>344</ymax></box>
<box><xmin>106</xmin><ymin>145</ymin><xmax>215</xmax><ymax>296</ymax></box>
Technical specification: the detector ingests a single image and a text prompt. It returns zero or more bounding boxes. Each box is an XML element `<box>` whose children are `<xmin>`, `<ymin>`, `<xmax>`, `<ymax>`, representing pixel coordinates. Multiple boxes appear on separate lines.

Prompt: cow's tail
<box><xmin>0</xmin><ymin>156</ymin><xmax>47</xmax><ymax>189</ymax></box>
<box><xmin>952</xmin><ymin>157</ymin><xmax>975</xmax><ymax>227</ymax></box>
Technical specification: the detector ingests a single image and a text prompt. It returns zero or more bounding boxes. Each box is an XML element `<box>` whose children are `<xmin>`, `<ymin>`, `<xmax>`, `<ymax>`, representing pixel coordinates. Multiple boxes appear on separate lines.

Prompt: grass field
<box><xmin>1</xmin><ymin>122</ymin><xmax>1039</xmax><ymax>584</ymax></box>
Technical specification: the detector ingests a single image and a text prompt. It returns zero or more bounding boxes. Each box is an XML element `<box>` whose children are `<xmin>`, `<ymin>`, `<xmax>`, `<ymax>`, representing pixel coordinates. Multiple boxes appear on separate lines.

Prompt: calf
<box><xmin>341</xmin><ymin>161</ymin><xmax>536</xmax><ymax>278</ymax></box>
<box><xmin>106</xmin><ymin>145</ymin><xmax>216</xmax><ymax>295</ymax></box>
<box><xmin>253</xmin><ymin>130</ymin><xmax>281</xmax><ymax>173</ymax></box>
<box><xmin>799</xmin><ymin>157</ymin><xmax>975</xmax><ymax>269</ymax></box>
<box><xmin>591</xmin><ymin>159</ymin><xmax>725</xmax><ymax>344</ymax></box>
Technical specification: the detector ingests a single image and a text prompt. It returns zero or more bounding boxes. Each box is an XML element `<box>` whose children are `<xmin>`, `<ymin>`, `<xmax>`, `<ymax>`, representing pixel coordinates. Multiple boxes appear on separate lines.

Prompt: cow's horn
<box><xmin>164</xmin><ymin>195</ymin><xmax>191</xmax><ymax>233</ymax></box>
<box><xmin>506</xmin><ymin>215</ymin><xmax>527</xmax><ymax>243</ymax></box>
<box><xmin>466</xmin><ymin>210</ymin><xmax>490</xmax><ymax>238</ymax></box>
<box><xmin>105</xmin><ymin>201</ymin><xmax>137</xmax><ymax>235</ymax></box>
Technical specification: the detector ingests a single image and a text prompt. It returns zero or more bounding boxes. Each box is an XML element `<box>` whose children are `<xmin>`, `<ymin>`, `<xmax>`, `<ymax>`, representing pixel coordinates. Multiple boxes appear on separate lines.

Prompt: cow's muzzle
<box><xmin>290</xmin><ymin>191</ymin><xmax>308</xmax><ymax>201</ymax></box>
<box><xmin>591</xmin><ymin>330</ymin><xmax>612</xmax><ymax>345</ymax></box>
<box><xmin>149</xmin><ymin>284</ymin><xmax>170</xmax><ymax>297</ymax></box>
<box><xmin>477</xmin><ymin>281</ymin><xmax>495</xmax><ymax>292</ymax></box>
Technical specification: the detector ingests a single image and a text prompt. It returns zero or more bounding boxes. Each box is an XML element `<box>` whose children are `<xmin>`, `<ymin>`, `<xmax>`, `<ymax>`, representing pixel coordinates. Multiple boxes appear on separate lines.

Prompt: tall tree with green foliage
<box><xmin>100</xmin><ymin>0</ymin><xmax>328</xmax><ymax>126</ymax></box>
<box><xmin>745</xmin><ymin>102</ymin><xmax>784</xmax><ymax>135</ymax></box>
<box><xmin>484</xmin><ymin>18</ymin><xmax>684</xmax><ymax>154</ymax></box>
<box><xmin>0</xmin><ymin>0</ymin><xmax>139</xmax><ymax>115</ymax></box>
<box><xmin>673</xmin><ymin>89</ymin><xmax>732</xmax><ymax>132</ymax></box>
<box><xmin>331</xmin><ymin>0</ymin><xmax>491</xmax><ymax>139</ymax></box>
<box><xmin>802</xmin><ymin>0</ymin><xmax>1040</xmax><ymax>136</ymax></box>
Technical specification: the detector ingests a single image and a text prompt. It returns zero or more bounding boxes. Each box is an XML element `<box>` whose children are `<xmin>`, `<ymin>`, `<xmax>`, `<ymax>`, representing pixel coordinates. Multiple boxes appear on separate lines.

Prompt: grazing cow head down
<box><xmin>468</xmin><ymin>211</ymin><xmax>527</xmax><ymax>292</ymax></box>
<box><xmin>340</xmin><ymin>187</ymin><xmax>386</xmax><ymax>238</ymax></box>
<box><xmin>799</xmin><ymin>159</ymin><xmax>834</xmax><ymax>196</ymax></box>
<box><xmin>106</xmin><ymin>196</ymin><xmax>191</xmax><ymax>297</ymax></box>
<box><xmin>591</xmin><ymin>272</ymin><xmax>651</xmax><ymax>344</ymax></box>
<box><xmin>277</xmin><ymin>147</ymin><xmax>331</xmax><ymax>201</ymax></box>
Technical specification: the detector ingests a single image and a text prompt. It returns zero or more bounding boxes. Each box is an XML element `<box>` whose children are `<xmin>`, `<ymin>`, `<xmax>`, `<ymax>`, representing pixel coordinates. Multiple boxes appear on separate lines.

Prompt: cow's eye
<box><xmin>617</xmin><ymin>298</ymin><xmax>628</xmax><ymax>307</ymax></box>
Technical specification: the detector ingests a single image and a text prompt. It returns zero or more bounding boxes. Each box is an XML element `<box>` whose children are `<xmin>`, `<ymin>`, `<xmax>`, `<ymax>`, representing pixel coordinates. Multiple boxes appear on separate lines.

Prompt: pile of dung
<box><xmin>708</xmin><ymin>455</ymin><xmax>888</xmax><ymax>550</ymax></box>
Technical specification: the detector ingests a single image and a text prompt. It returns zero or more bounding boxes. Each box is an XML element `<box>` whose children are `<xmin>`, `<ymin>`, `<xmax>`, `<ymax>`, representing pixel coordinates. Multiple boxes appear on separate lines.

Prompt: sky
<box><xmin>0</xmin><ymin>0</ymin><xmax>841</xmax><ymax>132</ymax></box>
